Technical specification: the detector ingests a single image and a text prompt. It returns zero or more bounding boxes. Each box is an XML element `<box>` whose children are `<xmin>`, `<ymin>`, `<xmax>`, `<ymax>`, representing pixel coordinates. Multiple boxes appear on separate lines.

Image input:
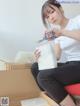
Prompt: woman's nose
<box><xmin>49</xmin><ymin>15</ymin><xmax>54</xmax><ymax>22</ymax></box>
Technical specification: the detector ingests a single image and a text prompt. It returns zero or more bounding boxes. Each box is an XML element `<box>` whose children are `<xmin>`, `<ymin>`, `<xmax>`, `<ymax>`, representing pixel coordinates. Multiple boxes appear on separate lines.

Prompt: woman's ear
<box><xmin>60</xmin><ymin>7</ymin><xmax>64</xmax><ymax>15</ymax></box>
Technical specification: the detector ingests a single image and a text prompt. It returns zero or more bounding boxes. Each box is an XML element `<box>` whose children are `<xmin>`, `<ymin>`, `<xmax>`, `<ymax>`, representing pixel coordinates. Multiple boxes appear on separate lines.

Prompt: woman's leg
<box><xmin>37</xmin><ymin>62</ymin><xmax>80</xmax><ymax>105</ymax></box>
<box><xmin>31</xmin><ymin>62</ymin><xmax>39</xmax><ymax>82</ymax></box>
<box><xmin>31</xmin><ymin>62</ymin><xmax>44</xmax><ymax>90</ymax></box>
<box><xmin>60</xmin><ymin>95</ymin><xmax>75</xmax><ymax>106</ymax></box>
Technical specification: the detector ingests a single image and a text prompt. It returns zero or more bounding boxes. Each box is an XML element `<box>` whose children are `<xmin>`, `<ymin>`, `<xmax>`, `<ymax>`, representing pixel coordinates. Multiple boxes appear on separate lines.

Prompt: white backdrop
<box><xmin>0</xmin><ymin>0</ymin><xmax>80</xmax><ymax>61</ymax></box>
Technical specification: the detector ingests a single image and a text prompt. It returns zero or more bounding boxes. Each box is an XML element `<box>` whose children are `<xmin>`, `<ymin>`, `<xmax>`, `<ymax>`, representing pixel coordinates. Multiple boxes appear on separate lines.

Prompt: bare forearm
<box><xmin>53</xmin><ymin>43</ymin><xmax>61</xmax><ymax>60</ymax></box>
<box><xmin>62</xmin><ymin>29</ymin><xmax>80</xmax><ymax>41</ymax></box>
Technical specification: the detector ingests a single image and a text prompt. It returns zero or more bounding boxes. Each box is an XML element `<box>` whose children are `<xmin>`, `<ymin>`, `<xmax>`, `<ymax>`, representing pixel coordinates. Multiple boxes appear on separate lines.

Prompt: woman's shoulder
<box><xmin>72</xmin><ymin>15</ymin><xmax>80</xmax><ymax>21</ymax></box>
<box><xmin>69</xmin><ymin>15</ymin><xmax>80</xmax><ymax>27</ymax></box>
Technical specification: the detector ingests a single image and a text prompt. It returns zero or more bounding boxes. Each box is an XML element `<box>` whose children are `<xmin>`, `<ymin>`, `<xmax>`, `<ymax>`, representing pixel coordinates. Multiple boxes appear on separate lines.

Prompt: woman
<box><xmin>31</xmin><ymin>0</ymin><xmax>80</xmax><ymax>106</ymax></box>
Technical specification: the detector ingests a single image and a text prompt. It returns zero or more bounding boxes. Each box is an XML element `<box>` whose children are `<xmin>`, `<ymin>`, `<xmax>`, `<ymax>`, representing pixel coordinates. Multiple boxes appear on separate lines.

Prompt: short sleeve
<box><xmin>54</xmin><ymin>37</ymin><xmax>60</xmax><ymax>44</ymax></box>
<box><xmin>74</xmin><ymin>15</ymin><xmax>80</xmax><ymax>28</ymax></box>
<box><xmin>54</xmin><ymin>36</ymin><xmax>76</xmax><ymax>50</ymax></box>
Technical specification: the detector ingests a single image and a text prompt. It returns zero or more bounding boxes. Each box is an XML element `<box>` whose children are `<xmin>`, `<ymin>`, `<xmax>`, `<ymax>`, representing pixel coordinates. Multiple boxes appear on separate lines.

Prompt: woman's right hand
<box><xmin>45</xmin><ymin>30</ymin><xmax>56</xmax><ymax>40</ymax></box>
<box><xmin>34</xmin><ymin>48</ymin><xmax>41</xmax><ymax>62</ymax></box>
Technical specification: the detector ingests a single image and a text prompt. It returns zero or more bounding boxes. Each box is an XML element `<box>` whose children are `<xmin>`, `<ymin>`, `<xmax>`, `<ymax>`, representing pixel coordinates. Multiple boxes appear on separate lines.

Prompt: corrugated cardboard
<box><xmin>40</xmin><ymin>92</ymin><xmax>59</xmax><ymax>106</ymax></box>
<box><xmin>6</xmin><ymin>63</ymin><xmax>32</xmax><ymax>70</ymax></box>
<box><xmin>0</xmin><ymin>63</ymin><xmax>55</xmax><ymax>106</ymax></box>
<box><xmin>0</xmin><ymin>59</ymin><xmax>7</xmax><ymax>70</ymax></box>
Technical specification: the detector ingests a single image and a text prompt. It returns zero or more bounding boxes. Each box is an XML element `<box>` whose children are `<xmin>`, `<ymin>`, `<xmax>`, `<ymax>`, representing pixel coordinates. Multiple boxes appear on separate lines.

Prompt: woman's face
<box><xmin>45</xmin><ymin>5</ymin><xmax>63</xmax><ymax>25</ymax></box>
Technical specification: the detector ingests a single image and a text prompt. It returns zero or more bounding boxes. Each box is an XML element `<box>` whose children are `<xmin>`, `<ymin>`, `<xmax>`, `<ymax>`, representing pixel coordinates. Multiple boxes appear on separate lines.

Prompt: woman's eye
<box><xmin>51</xmin><ymin>10</ymin><xmax>54</xmax><ymax>14</ymax></box>
<box><xmin>46</xmin><ymin>15</ymin><xmax>49</xmax><ymax>19</ymax></box>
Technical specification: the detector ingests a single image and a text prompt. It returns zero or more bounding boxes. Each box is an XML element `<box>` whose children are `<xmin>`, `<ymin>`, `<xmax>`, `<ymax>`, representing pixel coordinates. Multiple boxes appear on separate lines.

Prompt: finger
<box><xmin>35</xmin><ymin>51</ymin><xmax>41</xmax><ymax>58</ymax></box>
<box><xmin>34</xmin><ymin>49</ymin><xmax>40</xmax><ymax>55</ymax></box>
<box><xmin>35</xmin><ymin>53</ymin><xmax>41</xmax><ymax>61</ymax></box>
<box><xmin>36</xmin><ymin>53</ymin><xmax>41</xmax><ymax>59</ymax></box>
<box><xmin>45</xmin><ymin>32</ymin><xmax>52</xmax><ymax>38</ymax></box>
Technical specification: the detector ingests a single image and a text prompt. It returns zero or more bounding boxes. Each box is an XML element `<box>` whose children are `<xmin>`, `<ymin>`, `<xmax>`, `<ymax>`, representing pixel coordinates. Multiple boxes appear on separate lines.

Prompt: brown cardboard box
<box><xmin>0</xmin><ymin>63</ymin><xmax>55</xmax><ymax>106</ymax></box>
<box><xmin>6</xmin><ymin>63</ymin><xmax>32</xmax><ymax>70</ymax></box>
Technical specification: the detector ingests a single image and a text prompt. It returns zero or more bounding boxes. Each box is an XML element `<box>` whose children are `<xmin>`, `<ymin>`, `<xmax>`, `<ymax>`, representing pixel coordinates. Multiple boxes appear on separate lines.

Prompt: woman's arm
<box><xmin>53</xmin><ymin>29</ymin><xmax>80</xmax><ymax>41</ymax></box>
<box><xmin>62</xmin><ymin>29</ymin><xmax>80</xmax><ymax>41</ymax></box>
<box><xmin>53</xmin><ymin>43</ymin><xmax>62</xmax><ymax>60</ymax></box>
<box><xmin>44</xmin><ymin>30</ymin><xmax>62</xmax><ymax>60</ymax></box>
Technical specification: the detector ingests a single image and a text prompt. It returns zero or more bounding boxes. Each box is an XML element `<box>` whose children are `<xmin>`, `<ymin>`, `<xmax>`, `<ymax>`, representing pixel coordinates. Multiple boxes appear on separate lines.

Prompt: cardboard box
<box><xmin>6</xmin><ymin>63</ymin><xmax>32</xmax><ymax>70</ymax></box>
<box><xmin>0</xmin><ymin>63</ymin><xmax>56</xmax><ymax>106</ymax></box>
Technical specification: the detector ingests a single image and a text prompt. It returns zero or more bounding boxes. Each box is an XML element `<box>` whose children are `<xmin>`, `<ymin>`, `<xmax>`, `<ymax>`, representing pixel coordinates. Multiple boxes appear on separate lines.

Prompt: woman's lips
<box><xmin>52</xmin><ymin>20</ymin><xmax>56</xmax><ymax>23</ymax></box>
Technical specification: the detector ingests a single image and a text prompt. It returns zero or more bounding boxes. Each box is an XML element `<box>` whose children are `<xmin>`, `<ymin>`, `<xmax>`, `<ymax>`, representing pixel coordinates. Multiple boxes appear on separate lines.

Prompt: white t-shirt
<box><xmin>54</xmin><ymin>15</ymin><xmax>80</xmax><ymax>62</ymax></box>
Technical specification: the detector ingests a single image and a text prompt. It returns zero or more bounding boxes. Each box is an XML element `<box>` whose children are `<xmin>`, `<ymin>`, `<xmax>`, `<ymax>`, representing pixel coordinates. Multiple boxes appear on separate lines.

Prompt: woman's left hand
<box><xmin>52</xmin><ymin>28</ymin><xmax>62</xmax><ymax>37</ymax></box>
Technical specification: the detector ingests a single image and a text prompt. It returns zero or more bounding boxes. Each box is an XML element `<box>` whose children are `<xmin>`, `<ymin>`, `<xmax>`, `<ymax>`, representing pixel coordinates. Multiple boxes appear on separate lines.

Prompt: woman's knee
<box><xmin>31</xmin><ymin>63</ymin><xmax>38</xmax><ymax>78</ymax></box>
<box><xmin>31</xmin><ymin>62</ymin><xmax>38</xmax><ymax>73</ymax></box>
<box><xmin>31</xmin><ymin>62</ymin><xmax>39</xmax><ymax>80</ymax></box>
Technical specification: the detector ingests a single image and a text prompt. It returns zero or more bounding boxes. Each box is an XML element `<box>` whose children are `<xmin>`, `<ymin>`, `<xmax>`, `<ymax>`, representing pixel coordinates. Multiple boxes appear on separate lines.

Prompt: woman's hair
<box><xmin>41</xmin><ymin>0</ymin><xmax>61</xmax><ymax>28</ymax></box>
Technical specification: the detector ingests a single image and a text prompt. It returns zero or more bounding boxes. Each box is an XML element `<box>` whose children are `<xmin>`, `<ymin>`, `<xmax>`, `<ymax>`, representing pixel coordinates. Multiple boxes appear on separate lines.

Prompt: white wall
<box><xmin>0</xmin><ymin>0</ymin><xmax>43</xmax><ymax>61</ymax></box>
<box><xmin>0</xmin><ymin>0</ymin><xmax>80</xmax><ymax>61</ymax></box>
<box><xmin>62</xmin><ymin>4</ymin><xmax>80</xmax><ymax>18</ymax></box>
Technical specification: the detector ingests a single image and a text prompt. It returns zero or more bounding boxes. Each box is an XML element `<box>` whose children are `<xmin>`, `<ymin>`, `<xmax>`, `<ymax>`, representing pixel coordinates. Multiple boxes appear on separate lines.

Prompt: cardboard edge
<box><xmin>40</xmin><ymin>92</ymin><xmax>59</xmax><ymax>106</ymax></box>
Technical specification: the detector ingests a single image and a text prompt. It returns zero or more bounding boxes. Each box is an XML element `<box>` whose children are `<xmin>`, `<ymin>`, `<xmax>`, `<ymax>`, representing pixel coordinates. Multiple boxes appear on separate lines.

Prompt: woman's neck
<box><xmin>60</xmin><ymin>17</ymin><xmax>69</xmax><ymax>29</ymax></box>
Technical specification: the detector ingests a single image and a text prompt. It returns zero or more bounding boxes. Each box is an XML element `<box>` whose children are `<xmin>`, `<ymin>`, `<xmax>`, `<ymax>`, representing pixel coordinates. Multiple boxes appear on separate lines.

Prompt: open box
<box><xmin>0</xmin><ymin>63</ymin><xmax>57</xmax><ymax>106</ymax></box>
